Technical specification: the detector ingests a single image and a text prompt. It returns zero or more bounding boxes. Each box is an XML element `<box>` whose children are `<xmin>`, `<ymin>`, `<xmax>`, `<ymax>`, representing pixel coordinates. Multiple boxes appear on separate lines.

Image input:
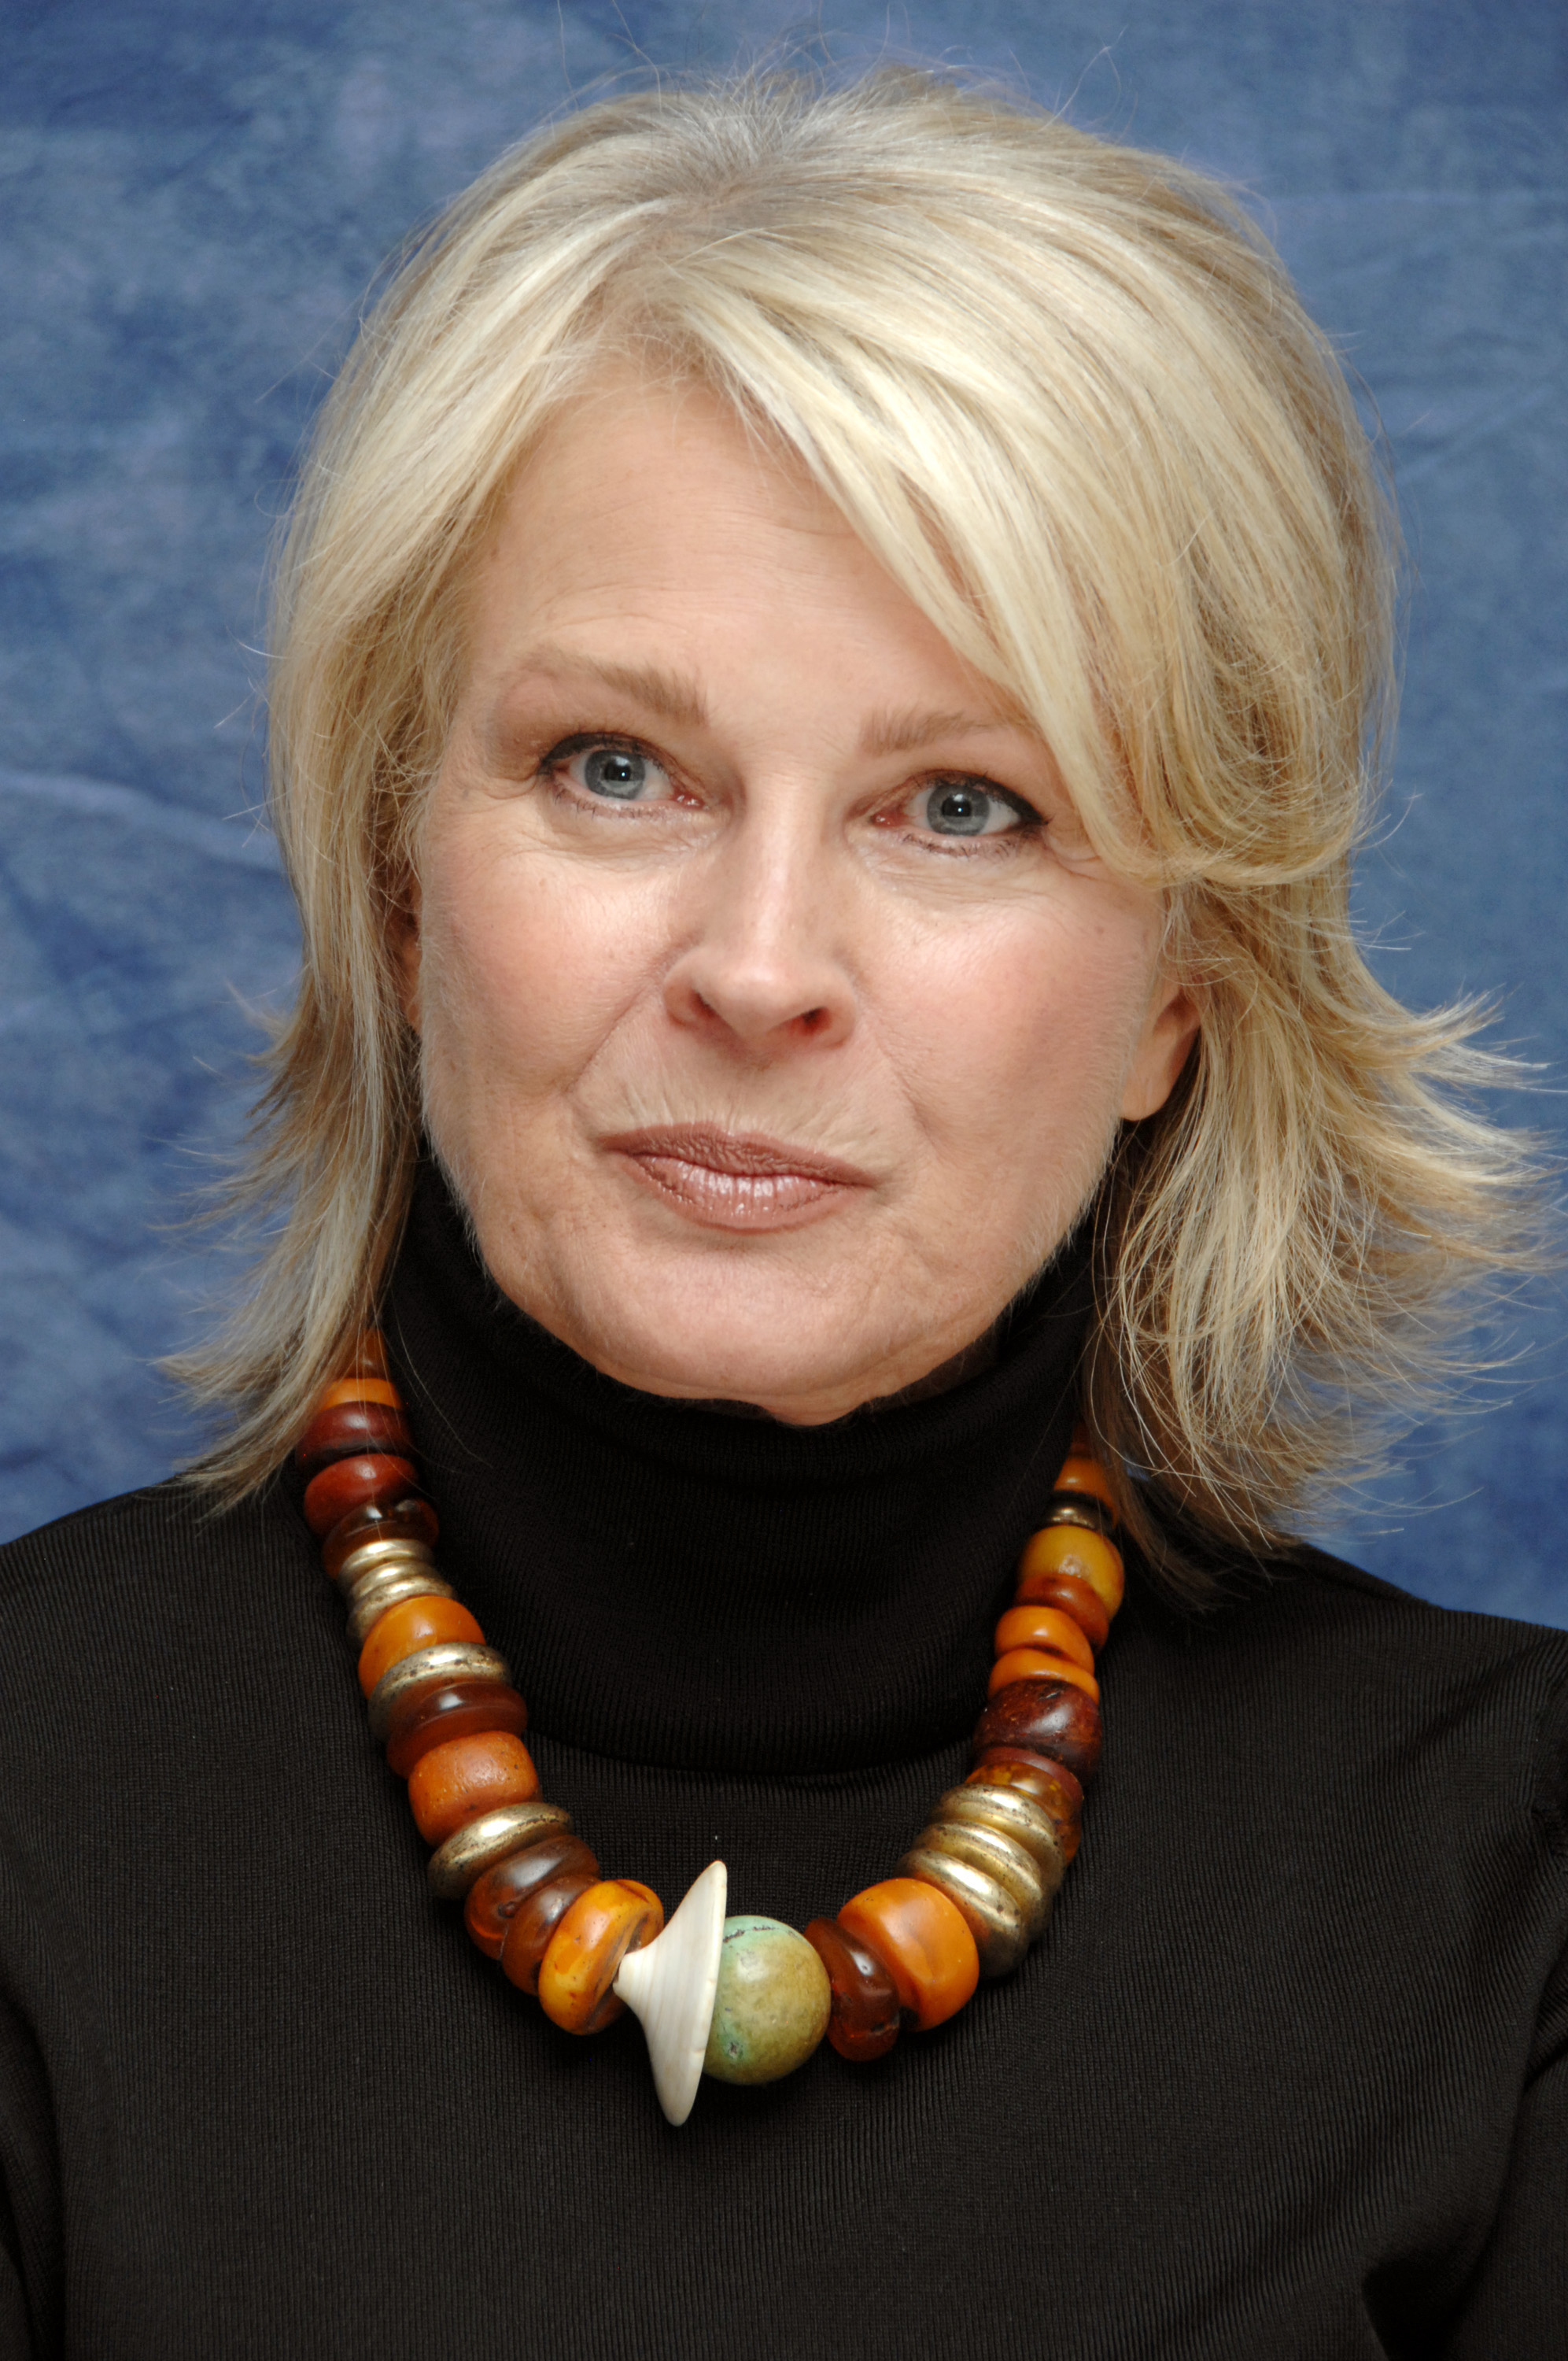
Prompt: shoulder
<box><xmin>0</xmin><ymin>1476</ymin><xmax>321</xmax><ymax>1687</ymax></box>
<box><xmin>1128</xmin><ymin>1539</ymin><xmax>1568</xmax><ymax>1846</ymax></box>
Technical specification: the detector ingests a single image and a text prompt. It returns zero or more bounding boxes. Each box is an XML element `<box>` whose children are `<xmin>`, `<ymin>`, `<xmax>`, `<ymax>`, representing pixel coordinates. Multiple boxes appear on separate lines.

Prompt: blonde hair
<box><xmin>179</xmin><ymin>65</ymin><xmax>1546</xmax><ymax>1593</ymax></box>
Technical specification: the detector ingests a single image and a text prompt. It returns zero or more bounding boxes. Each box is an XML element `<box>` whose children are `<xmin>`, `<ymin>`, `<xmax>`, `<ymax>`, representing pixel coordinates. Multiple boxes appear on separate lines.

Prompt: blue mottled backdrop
<box><xmin>2</xmin><ymin>2</ymin><xmax>1564</xmax><ymax>1621</ymax></box>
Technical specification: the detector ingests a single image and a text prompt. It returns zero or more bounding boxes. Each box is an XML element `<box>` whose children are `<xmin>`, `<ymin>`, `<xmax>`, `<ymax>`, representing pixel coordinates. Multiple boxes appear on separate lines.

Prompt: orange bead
<box><xmin>407</xmin><ymin>1731</ymin><xmax>539</xmax><ymax>1845</ymax></box>
<box><xmin>315</xmin><ymin>1376</ymin><xmax>403</xmax><ymax>1413</ymax></box>
<box><xmin>838</xmin><ymin>1879</ymin><xmax>979</xmax><ymax>2030</ymax></box>
<box><xmin>1012</xmin><ymin>1567</ymin><xmax>1110</xmax><ymax>1650</ymax></box>
<box><xmin>988</xmin><ymin>1648</ymin><xmax>1101</xmax><ymax>1701</ymax></box>
<box><xmin>1053</xmin><ymin>1454</ymin><xmax>1118</xmax><ymax>1512</ymax></box>
<box><xmin>537</xmin><ymin>1879</ymin><xmax>665</xmax><ymax>2034</ymax></box>
<box><xmin>1016</xmin><ymin>1524</ymin><xmax>1125</xmax><ymax>1617</ymax></box>
<box><xmin>357</xmin><ymin>1595</ymin><xmax>485</xmax><ymax>1698</ymax></box>
<box><xmin>994</xmin><ymin>1603</ymin><xmax>1096</xmax><ymax>1672</ymax></box>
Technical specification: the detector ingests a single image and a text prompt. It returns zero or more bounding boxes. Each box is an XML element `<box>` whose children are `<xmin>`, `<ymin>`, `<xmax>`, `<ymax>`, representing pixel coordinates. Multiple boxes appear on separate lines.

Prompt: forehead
<box><xmin>461</xmin><ymin>372</ymin><xmax>998</xmax><ymax>715</ymax></box>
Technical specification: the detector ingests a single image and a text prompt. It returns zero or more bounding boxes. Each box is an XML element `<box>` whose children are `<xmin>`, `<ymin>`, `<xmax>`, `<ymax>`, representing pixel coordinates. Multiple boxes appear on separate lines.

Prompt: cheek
<box><xmin>417</xmin><ymin>833</ymin><xmax>650</xmax><ymax>1104</ymax></box>
<box><xmin>895</xmin><ymin>908</ymin><xmax>1153</xmax><ymax>1173</ymax></box>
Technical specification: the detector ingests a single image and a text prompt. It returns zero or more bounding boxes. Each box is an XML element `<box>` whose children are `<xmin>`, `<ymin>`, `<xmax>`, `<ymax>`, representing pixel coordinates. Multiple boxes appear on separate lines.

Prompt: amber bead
<box><xmin>1016</xmin><ymin>1524</ymin><xmax>1125</xmax><ymax>1619</ymax></box>
<box><xmin>357</xmin><ymin>1595</ymin><xmax>485</xmax><ymax>1698</ymax></box>
<box><xmin>465</xmin><ymin>1834</ymin><xmax>600</xmax><ymax>1960</ymax></box>
<box><xmin>407</xmin><ymin>1731</ymin><xmax>539</xmax><ymax>1845</ymax></box>
<box><xmin>837</xmin><ymin>1879</ymin><xmax>979</xmax><ymax>2030</ymax></box>
<box><xmin>993</xmin><ymin>1603</ymin><xmax>1096</xmax><ymax>1673</ymax></box>
<box><xmin>537</xmin><ymin>1879</ymin><xmax>665</xmax><ymax>2035</ymax></box>
<box><xmin>500</xmin><ymin>1870</ymin><xmax>600</xmax><ymax>1994</ymax></box>
<box><xmin>988</xmin><ymin>1647</ymin><xmax>1101</xmax><ymax>1703</ymax></box>
<box><xmin>969</xmin><ymin>1754</ymin><xmax>1082</xmax><ymax>1864</ymax></box>
<box><xmin>802</xmin><ymin>1918</ymin><xmax>900</xmax><ymax>2063</ymax></box>
<box><xmin>1052</xmin><ymin>1453</ymin><xmax>1118</xmax><ymax>1511</ymax></box>
<box><xmin>315</xmin><ymin>1375</ymin><xmax>401</xmax><ymax>1413</ymax></box>
<box><xmin>303</xmin><ymin>1454</ymin><xmax>421</xmax><ymax>1538</ymax></box>
<box><xmin>321</xmin><ymin>1496</ymin><xmax>439</xmax><ymax>1577</ymax></box>
<box><xmin>384</xmin><ymin>1679</ymin><xmax>529</xmax><ymax>1779</ymax></box>
<box><xmin>1012</xmin><ymin>1567</ymin><xmax>1110</xmax><ymax>1650</ymax></box>
<box><xmin>297</xmin><ymin>1399</ymin><xmax>414</xmax><ymax>1476</ymax></box>
<box><xmin>973</xmin><ymin>1678</ymin><xmax>1102</xmax><ymax>1786</ymax></box>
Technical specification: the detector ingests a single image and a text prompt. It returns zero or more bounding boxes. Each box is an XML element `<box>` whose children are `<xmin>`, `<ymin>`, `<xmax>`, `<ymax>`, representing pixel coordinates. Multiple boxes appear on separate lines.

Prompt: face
<box><xmin>397</xmin><ymin>376</ymin><xmax>1197</xmax><ymax>1423</ymax></box>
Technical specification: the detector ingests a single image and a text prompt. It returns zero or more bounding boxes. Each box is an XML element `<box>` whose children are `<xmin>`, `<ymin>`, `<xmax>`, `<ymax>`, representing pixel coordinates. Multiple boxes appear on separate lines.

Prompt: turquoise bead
<box><xmin>703</xmin><ymin>1916</ymin><xmax>832</xmax><ymax>2086</ymax></box>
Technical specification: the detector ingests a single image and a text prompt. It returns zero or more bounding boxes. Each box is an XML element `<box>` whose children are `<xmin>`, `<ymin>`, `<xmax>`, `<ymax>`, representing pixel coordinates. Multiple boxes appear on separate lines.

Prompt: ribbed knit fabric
<box><xmin>0</xmin><ymin>1165</ymin><xmax>1564</xmax><ymax>2358</ymax></box>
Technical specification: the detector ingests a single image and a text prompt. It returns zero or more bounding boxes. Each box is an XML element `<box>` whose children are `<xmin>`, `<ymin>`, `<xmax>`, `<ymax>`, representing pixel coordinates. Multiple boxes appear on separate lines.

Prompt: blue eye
<box><xmin>582</xmin><ymin>746</ymin><xmax>650</xmax><ymax>800</ymax></box>
<box><xmin>920</xmin><ymin>781</ymin><xmax>1020</xmax><ymax>837</ymax></box>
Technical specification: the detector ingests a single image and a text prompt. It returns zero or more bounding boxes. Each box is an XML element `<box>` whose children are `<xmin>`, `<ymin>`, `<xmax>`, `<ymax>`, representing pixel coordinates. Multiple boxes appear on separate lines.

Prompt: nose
<box><xmin>661</xmin><ymin>807</ymin><xmax>856</xmax><ymax>1055</ymax></box>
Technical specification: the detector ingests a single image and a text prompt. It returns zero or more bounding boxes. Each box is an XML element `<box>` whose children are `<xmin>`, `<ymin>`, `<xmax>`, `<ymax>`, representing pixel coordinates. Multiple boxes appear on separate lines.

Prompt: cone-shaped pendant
<box><xmin>612</xmin><ymin>1859</ymin><xmax>729</xmax><ymax>2125</ymax></box>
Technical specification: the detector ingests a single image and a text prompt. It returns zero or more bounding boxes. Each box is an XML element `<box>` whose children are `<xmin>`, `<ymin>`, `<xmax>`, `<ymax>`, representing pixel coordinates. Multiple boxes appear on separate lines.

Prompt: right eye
<box><xmin>549</xmin><ymin>738</ymin><xmax>676</xmax><ymax>804</ymax></box>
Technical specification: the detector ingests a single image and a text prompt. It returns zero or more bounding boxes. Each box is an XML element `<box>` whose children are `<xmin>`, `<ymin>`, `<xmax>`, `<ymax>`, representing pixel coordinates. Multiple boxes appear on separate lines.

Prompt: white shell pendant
<box><xmin>613</xmin><ymin>1859</ymin><xmax>729</xmax><ymax>2126</ymax></box>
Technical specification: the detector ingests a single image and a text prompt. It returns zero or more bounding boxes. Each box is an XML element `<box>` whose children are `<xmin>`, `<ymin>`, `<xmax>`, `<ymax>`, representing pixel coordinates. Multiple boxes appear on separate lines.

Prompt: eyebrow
<box><xmin>493</xmin><ymin>649</ymin><xmax>1028</xmax><ymax>759</ymax></box>
<box><xmin>496</xmin><ymin>648</ymin><xmax>708</xmax><ymax>730</ymax></box>
<box><xmin>858</xmin><ymin>705</ymin><xmax>1020</xmax><ymax>757</ymax></box>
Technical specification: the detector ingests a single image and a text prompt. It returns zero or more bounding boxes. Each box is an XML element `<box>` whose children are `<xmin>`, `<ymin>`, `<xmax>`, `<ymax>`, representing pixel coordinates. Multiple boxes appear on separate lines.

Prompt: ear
<box><xmin>1120</xmin><ymin>966</ymin><xmax>1201</xmax><ymax>1121</ymax></box>
<box><xmin>388</xmin><ymin>878</ymin><xmax>423</xmax><ymax>1034</ymax></box>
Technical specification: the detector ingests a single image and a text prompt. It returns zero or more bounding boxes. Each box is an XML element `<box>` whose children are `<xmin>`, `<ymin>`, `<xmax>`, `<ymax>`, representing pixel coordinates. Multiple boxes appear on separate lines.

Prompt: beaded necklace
<box><xmin>300</xmin><ymin>1332</ymin><xmax>1123</xmax><ymax>2124</ymax></box>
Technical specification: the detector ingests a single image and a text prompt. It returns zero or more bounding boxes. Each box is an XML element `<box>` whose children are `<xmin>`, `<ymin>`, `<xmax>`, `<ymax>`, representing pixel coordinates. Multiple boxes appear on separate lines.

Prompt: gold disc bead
<box><xmin>913</xmin><ymin>1817</ymin><xmax>1049</xmax><ymax>1934</ymax></box>
<box><xmin>928</xmin><ymin>1783</ymin><xmax>1067</xmax><ymax>1896</ymax></box>
<box><xmin>330</xmin><ymin>1535</ymin><xmax>437</xmax><ymax>1594</ymax></box>
<box><xmin>898</xmin><ymin>1844</ymin><xmax>1035</xmax><ymax>1979</ymax></box>
<box><xmin>367</xmin><ymin>1642</ymin><xmax>512</xmax><ymax>1742</ymax></box>
<box><xmin>345</xmin><ymin>1567</ymin><xmax>458</xmax><ymax>1651</ymax></box>
<box><xmin>426</xmin><ymin>1801</ymin><xmax>574</xmax><ymax>1900</ymax></box>
<box><xmin>1041</xmin><ymin>1495</ymin><xmax>1116</xmax><ymax>1538</ymax></box>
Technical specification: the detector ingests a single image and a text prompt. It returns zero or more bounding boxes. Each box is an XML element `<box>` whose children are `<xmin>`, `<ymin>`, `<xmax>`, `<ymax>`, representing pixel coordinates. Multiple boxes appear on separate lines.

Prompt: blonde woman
<box><xmin>0</xmin><ymin>70</ymin><xmax>1562</xmax><ymax>2359</ymax></box>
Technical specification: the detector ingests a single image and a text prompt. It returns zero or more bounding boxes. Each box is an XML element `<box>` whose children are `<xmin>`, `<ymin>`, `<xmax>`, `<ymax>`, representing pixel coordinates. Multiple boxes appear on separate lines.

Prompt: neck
<box><xmin>378</xmin><ymin>1162</ymin><xmax>1093</xmax><ymax>1775</ymax></box>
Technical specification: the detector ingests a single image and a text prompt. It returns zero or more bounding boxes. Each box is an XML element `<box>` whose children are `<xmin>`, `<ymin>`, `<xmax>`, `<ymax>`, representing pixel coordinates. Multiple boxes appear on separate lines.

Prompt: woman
<box><xmin>0</xmin><ymin>67</ymin><xmax>1562</xmax><ymax>2359</ymax></box>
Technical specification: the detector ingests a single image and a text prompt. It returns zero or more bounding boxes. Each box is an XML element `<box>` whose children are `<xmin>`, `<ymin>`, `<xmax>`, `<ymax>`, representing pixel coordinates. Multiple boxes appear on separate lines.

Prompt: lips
<box><xmin>599</xmin><ymin>1125</ymin><xmax>875</xmax><ymax>1231</ymax></box>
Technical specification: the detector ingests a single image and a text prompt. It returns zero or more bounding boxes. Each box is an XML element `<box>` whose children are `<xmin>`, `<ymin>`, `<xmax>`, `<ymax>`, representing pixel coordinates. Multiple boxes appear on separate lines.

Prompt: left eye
<box><xmin>913</xmin><ymin>781</ymin><xmax>1026</xmax><ymax>838</ymax></box>
<box><xmin>564</xmin><ymin>742</ymin><xmax>672</xmax><ymax>801</ymax></box>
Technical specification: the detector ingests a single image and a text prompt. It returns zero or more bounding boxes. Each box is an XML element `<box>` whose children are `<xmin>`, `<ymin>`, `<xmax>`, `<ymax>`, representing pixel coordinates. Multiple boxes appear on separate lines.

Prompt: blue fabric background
<box><xmin>2</xmin><ymin>1</ymin><xmax>1564</xmax><ymax>1621</ymax></box>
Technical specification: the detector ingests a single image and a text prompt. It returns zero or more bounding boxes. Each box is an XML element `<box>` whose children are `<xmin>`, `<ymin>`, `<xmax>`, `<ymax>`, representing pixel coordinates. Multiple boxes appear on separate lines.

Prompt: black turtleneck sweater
<box><xmin>0</xmin><ymin>1169</ymin><xmax>1564</xmax><ymax>2359</ymax></box>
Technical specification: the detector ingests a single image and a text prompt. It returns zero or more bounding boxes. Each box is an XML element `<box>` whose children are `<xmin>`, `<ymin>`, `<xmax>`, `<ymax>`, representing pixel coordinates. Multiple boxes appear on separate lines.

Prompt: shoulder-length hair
<box><xmin>178</xmin><ymin>66</ymin><xmax>1545</xmax><ymax>1596</ymax></box>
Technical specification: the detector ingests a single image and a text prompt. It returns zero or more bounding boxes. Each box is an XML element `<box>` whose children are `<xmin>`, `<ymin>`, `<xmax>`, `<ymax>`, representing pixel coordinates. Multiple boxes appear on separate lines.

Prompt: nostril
<box><xmin>798</xmin><ymin>1007</ymin><xmax>829</xmax><ymax>1035</ymax></box>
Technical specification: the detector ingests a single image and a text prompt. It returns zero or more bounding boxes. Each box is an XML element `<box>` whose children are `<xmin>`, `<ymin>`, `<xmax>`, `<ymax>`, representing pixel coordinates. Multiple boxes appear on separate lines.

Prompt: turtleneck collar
<box><xmin>382</xmin><ymin>1162</ymin><xmax>1092</xmax><ymax>1777</ymax></box>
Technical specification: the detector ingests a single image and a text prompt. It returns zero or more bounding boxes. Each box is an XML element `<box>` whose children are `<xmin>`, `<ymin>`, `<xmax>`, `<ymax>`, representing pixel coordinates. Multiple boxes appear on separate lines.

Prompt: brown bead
<box><xmin>407</xmin><ymin>1731</ymin><xmax>539</xmax><ymax>1844</ymax></box>
<box><xmin>346</xmin><ymin>1331</ymin><xmax>391</xmax><ymax>1380</ymax></box>
<box><xmin>315</xmin><ymin>1376</ymin><xmax>402</xmax><ymax>1413</ymax></box>
<box><xmin>303</xmin><ymin>1454</ymin><xmax>421</xmax><ymax>1537</ymax></box>
<box><xmin>499</xmin><ymin>1870</ymin><xmax>601</xmax><ymax>1995</ymax></box>
<box><xmin>1012</xmin><ymin>1567</ymin><xmax>1110</xmax><ymax>1650</ymax></box>
<box><xmin>967</xmin><ymin>1750</ymin><xmax>1083</xmax><ymax>1862</ymax></box>
<box><xmin>357</xmin><ymin>1594</ymin><xmax>485</xmax><ymax>1698</ymax></box>
<box><xmin>321</xmin><ymin>1497</ymin><xmax>439</xmax><ymax>1576</ymax></box>
<box><xmin>385</xmin><ymin>1680</ymin><xmax>529</xmax><ymax>1779</ymax></box>
<box><xmin>973</xmin><ymin>1677</ymin><xmax>1102</xmax><ymax>1786</ymax></box>
<box><xmin>802</xmin><ymin>1918</ymin><xmax>900</xmax><ymax>2063</ymax></box>
<box><xmin>297</xmin><ymin>1400</ymin><xmax>414</xmax><ymax>1475</ymax></box>
<box><xmin>970</xmin><ymin>1744</ymin><xmax>1084</xmax><ymax>1811</ymax></box>
<box><xmin>465</xmin><ymin>1835</ymin><xmax>600</xmax><ymax>1960</ymax></box>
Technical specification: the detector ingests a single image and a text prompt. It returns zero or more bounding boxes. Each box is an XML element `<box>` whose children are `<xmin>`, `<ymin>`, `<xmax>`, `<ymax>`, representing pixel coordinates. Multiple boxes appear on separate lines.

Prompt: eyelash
<box><xmin>537</xmin><ymin>733</ymin><xmax>1044</xmax><ymax>850</ymax></box>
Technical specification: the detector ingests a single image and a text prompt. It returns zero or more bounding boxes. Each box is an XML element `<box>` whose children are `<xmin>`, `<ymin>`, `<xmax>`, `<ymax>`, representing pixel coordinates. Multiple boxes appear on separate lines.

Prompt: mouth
<box><xmin>599</xmin><ymin>1124</ymin><xmax>876</xmax><ymax>1232</ymax></box>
